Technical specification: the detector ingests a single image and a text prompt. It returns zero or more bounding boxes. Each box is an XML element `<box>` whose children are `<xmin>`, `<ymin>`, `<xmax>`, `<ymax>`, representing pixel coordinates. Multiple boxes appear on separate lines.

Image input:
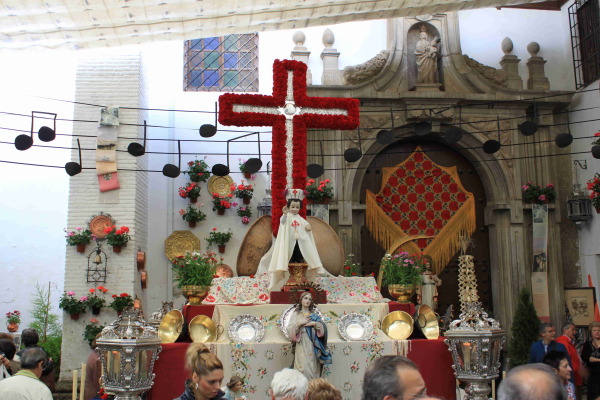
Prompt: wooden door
<box><xmin>359</xmin><ymin>140</ymin><xmax>492</xmax><ymax>317</ymax></box>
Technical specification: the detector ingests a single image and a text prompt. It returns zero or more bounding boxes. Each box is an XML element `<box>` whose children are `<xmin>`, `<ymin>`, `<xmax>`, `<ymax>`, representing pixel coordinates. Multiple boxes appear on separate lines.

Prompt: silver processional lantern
<box><xmin>444</xmin><ymin>240</ymin><xmax>505</xmax><ymax>400</ymax></box>
<box><xmin>96</xmin><ymin>308</ymin><xmax>162</xmax><ymax>400</ymax></box>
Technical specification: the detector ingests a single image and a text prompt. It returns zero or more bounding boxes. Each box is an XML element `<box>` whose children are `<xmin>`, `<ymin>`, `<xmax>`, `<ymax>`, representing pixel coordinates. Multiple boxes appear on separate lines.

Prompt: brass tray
<box><xmin>381</xmin><ymin>311</ymin><xmax>413</xmax><ymax>340</ymax></box>
<box><xmin>207</xmin><ymin>175</ymin><xmax>234</xmax><ymax>197</ymax></box>
<box><xmin>158</xmin><ymin>310</ymin><xmax>184</xmax><ymax>343</ymax></box>
<box><xmin>189</xmin><ymin>315</ymin><xmax>218</xmax><ymax>343</ymax></box>
<box><xmin>415</xmin><ymin>304</ymin><xmax>439</xmax><ymax>339</ymax></box>
<box><xmin>164</xmin><ymin>230</ymin><xmax>201</xmax><ymax>262</ymax></box>
<box><xmin>89</xmin><ymin>214</ymin><xmax>115</xmax><ymax>239</ymax></box>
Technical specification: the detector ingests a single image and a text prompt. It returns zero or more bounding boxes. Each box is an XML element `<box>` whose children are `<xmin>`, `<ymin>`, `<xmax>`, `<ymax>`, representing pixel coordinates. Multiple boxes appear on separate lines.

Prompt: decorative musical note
<box><xmin>199</xmin><ymin>102</ymin><xmax>218</xmax><ymax>138</ymax></box>
<box><xmin>163</xmin><ymin>140</ymin><xmax>181</xmax><ymax>178</ymax></box>
<box><xmin>128</xmin><ymin>120</ymin><xmax>147</xmax><ymax>156</ymax></box>
<box><xmin>65</xmin><ymin>139</ymin><xmax>83</xmax><ymax>176</ymax></box>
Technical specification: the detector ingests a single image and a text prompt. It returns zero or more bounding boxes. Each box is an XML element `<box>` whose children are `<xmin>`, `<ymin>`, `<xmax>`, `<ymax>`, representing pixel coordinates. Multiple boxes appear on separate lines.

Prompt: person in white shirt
<box><xmin>0</xmin><ymin>347</ymin><xmax>53</xmax><ymax>400</ymax></box>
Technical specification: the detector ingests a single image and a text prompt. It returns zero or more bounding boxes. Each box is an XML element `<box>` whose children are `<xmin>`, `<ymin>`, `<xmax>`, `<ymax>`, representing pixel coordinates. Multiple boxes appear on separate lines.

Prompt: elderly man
<box><xmin>498</xmin><ymin>363</ymin><xmax>566</xmax><ymax>400</ymax></box>
<box><xmin>555</xmin><ymin>322</ymin><xmax>583</xmax><ymax>397</ymax></box>
<box><xmin>362</xmin><ymin>355</ymin><xmax>426</xmax><ymax>400</ymax></box>
<box><xmin>529</xmin><ymin>323</ymin><xmax>570</xmax><ymax>364</ymax></box>
<box><xmin>270</xmin><ymin>368</ymin><xmax>308</xmax><ymax>400</ymax></box>
<box><xmin>0</xmin><ymin>347</ymin><xmax>53</xmax><ymax>399</ymax></box>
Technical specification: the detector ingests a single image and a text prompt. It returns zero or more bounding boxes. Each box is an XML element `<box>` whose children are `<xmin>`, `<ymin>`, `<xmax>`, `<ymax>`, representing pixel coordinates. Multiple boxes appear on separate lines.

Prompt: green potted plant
<box><xmin>171</xmin><ymin>250</ymin><xmax>219</xmax><ymax>305</ymax></box>
<box><xmin>521</xmin><ymin>182</ymin><xmax>556</xmax><ymax>204</ymax></box>
<box><xmin>65</xmin><ymin>227</ymin><xmax>94</xmax><ymax>253</ymax></box>
<box><xmin>86</xmin><ymin>286</ymin><xmax>108</xmax><ymax>315</ymax></box>
<box><xmin>238</xmin><ymin>158</ymin><xmax>253</xmax><ymax>179</ymax></box>
<box><xmin>206</xmin><ymin>228</ymin><xmax>233</xmax><ymax>253</ymax></box>
<box><xmin>342</xmin><ymin>254</ymin><xmax>361</xmax><ymax>277</ymax></box>
<box><xmin>236</xmin><ymin>206</ymin><xmax>253</xmax><ymax>224</ymax></box>
<box><xmin>305</xmin><ymin>179</ymin><xmax>333</xmax><ymax>204</ymax></box>
<box><xmin>211</xmin><ymin>193</ymin><xmax>236</xmax><ymax>215</ymax></box>
<box><xmin>381</xmin><ymin>252</ymin><xmax>424</xmax><ymax>303</ymax></box>
<box><xmin>231</xmin><ymin>181</ymin><xmax>254</xmax><ymax>204</ymax></box>
<box><xmin>83</xmin><ymin>318</ymin><xmax>105</xmax><ymax>346</ymax></box>
<box><xmin>109</xmin><ymin>293</ymin><xmax>134</xmax><ymax>315</ymax></box>
<box><xmin>5</xmin><ymin>310</ymin><xmax>21</xmax><ymax>332</ymax></box>
<box><xmin>179</xmin><ymin>182</ymin><xmax>202</xmax><ymax>203</ymax></box>
<box><xmin>103</xmin><ymin>225</ymin><xmax>131</xmax><ymax>253</ymax></box>
<box><xmin>179</xmin><ymin>204</ymin><xmax>207</xmax><ymax>228</ymax></box>
<box><xmin>59</xmin><ymin>291</ymin><xmax>87</xmax><ymax>320</ymax></box>
<box><xmin>184</xmin><ymin>158</ymin><xmax>211</xmax><ymax>183</ymax></box>
<box><xmin>587</xmin><ymin>173</ymin><xmax>600</xmax><ymax>213</ymax></box>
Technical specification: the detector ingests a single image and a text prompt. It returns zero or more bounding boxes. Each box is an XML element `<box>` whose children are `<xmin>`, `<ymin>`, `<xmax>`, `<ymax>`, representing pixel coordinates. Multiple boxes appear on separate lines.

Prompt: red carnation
<box><xmin>120</xmin><ymin>293</ymin><xmax>129</xmax><ymax>297</ymax></box>
<box><xmin>112</xmin><ymin>294</ymin><xmax>117</xmax><ymax>298</ymax></box>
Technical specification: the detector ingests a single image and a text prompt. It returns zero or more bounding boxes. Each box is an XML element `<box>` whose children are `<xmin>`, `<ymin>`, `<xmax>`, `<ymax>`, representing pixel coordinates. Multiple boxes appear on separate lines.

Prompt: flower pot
<box><xmin>190</xmin><ymin>196</ymin><xmax>198</xmax><ymax>204</ymax></box>
<box><xmin>244</xmin><ymin>172</ymin><xmax>252</xmax><ymax>179</ymax></box>
<box><xmin>388</xmin><ymin>284</ymin><xmax>417</xmax><ymax>303</ymax></box>
<box><xmin>113</xmin><ymin>245</ymin><xmax>122</xmax><ymax>253</ymax></box>
<box><xmin>181</xmin><ymin>285</ymin><xmax>211</xmax><ymax>305</ymax></box>
<box><xmin>217</xmin><ymin>209</ymin><xmax>225</xmax><ymax>216</ymax></box>
<box><xmin>596</xmin><ymin>206</ymin><xmax>600</xmax><ymax>214</ymax></box>
<box><xmin>7</xmin><ymin>322</ymin><xmax>19</xmax><ymax>332</ymax></box>
<box><xmin>243</xmin><ymin>197</ymin><xmax>251</xmax><ymax>205</ymax></box>
<box><xmin>188</xmin><ymin>221</ymin><xmax>197</xmax><ymax>228</ymax></box>
<box><xmin>218</xmin><ymin>244</ymin><xmax>226</xmax><ymax>253</ymax></box>
<box><xmin>307</xmin><ymin>199</ymin><xmax>314</xmax><ymax>205</ymax></box>
<box><xmin>76</xmin><ymin>243</ymin><xmax>86</xmax><ymax>253</ymax></box>
<box><xmin>91</xmin><ymin>306</ymin><xmax>101</xmax><ymax>315</ymax></box>
<box><xmin>322</xmin><ymin>197</ymin><xmax>330</xmax><ymax>205</ymax></box>
<box><xmin>70</xmin><ymin>313</ymin><xmax>80</xmax><ymax>321</ymax></box>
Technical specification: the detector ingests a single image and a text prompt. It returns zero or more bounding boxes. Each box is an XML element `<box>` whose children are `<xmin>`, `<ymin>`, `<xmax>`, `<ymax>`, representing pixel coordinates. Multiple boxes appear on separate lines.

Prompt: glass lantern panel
<box><xmin>459</xmin><ymin>341</ymin><xmax>476</xmax><ymax>372</ymax></box>
<box><xmin>136</xmin><ymin>350</ymin><xmax>150</xmax><ymax>380</ymax></box>
<box><xmin>107</xmin><ymin>351</ymin><xmax>121</xmax><ymax>382</ymax></box>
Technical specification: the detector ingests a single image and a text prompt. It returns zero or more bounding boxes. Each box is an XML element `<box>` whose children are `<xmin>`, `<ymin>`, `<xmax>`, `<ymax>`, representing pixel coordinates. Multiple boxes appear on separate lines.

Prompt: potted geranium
<box><xmin>341</xmin><ymin>254</ymin><xmax>361</xmax><ymax>277</ymax></box>
<box><xmin>171</xmin><ymin>251</ymin><xmax>219</xmax><ymax>305</ymax></box>
<box><xmin>109</xmin><ymin>293</ymin><xmax>134</xmax><ymax>315</ymax></box>
<box><xmin>86</xmin><ymin>286</ymin><xmax>108</xmax><ymax>315</ymax></box>
<box><xmin>521</xmin><ymin>182</ymin><xmax>556</xmax><ymax>205</ymax></box>
<box><xmin>587</xmin><ymin>173</ymin><xmax>600</xmax><ymax>213</ymax></box>
<box><xmin>237</xmin><ymin>206</ymin><xmax>253</xmax><ymax>224</ymax></box>
<box><xmin>238</xmin><ymin>158</ymin><xmax>253</xmax><ymax>180</ymax></box>
<box><xmin>179</xmin><ymin>182</ymin><xmax>202</xmax><ymax>203</ymax></box>
<box><xmin>381</xmin><ymin>252</ymin><xmax>425</xmax><ymax>303</ymax></box>
<box><xmin>65</xmin><ymin>227</ymin><xmax>94</xmax><ymax>253</ymax></box>
<box><xmin>211</xmin><ymin>193</ymin><xmax>236</xmax><ymax>215</ymax></box>
<box><xmin>83</xmin><ymin>318</ymin><xmax>105</xmax><ymax>346</ymax></box>
<box><xmin>59</xmin><ymin>291</ymin><xmax>87</xmax><ymax>320</ymax></box>
<box><xmin>232</xmin><ymin>181</ymin><xmax>254</xmax><ymax>204</ymax></box>
<box><xmin>179</xmin><ymin>204</ymin><xmax>207</xmax><ymax>228</ymax></box>
<box><xmin>305</xmin><ymin>179</ymin><xmax>333</xmax><ymax>204</ymax></box>
<box><xmin>206</xmin><ymin>228</ymin><xmax>233</xmax><ymax>253</ymax></box>
<box><xmin>5</xmin><ymin>310</ymin><xmax>21</xmax><ymax>332</ymax></box>
<box><xmin>184</xmin><ymin>158</ymin><xmax>211</xmax><ymax>183</ymax></box>
<box><xmin>103</xmin><ymin>225</ymin><xmax>131</xmax><ymax>253</ymax></box>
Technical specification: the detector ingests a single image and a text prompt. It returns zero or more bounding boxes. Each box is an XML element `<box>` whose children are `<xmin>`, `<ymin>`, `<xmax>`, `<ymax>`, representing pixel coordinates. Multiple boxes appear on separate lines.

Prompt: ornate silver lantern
<box><xmin>567</xmin><ymin>185</ymin><xmax>593</xmax><ymax>224</ymax></box>
<box><xmin>96</xmin><ymin>308</ymin><xmax>162</xmax><ymax>400</ymax></box>
<box><xmin>257</xmin><ymin>188</ymin><xmax>272</xmax><ymax>216</ymax></box>
<box><xmin>445</xmin><ymin>240</ymin><xmax>505</xmax><ymax>400</ymax></box>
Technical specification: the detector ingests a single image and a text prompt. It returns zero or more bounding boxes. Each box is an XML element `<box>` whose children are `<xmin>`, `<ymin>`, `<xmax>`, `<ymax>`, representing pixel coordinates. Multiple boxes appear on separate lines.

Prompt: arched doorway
<box><xmin>359</xmin><ymin>139</ymin><xmax>492</xmax><ymax>315</ymax></box>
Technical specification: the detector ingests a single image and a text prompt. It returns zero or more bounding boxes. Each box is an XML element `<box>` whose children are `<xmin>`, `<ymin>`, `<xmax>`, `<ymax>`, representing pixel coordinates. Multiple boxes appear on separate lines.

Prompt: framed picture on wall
<box><xmin>564</xmin><ymin>287</ymin><xmax>597</xmax><ymax>327</ymax></box>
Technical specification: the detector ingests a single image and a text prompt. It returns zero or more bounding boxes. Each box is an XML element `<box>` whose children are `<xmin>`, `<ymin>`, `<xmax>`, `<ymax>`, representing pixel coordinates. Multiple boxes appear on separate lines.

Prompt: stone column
<box><xmin>499</xmin><ymin>37</ymin><xmax>523</xmax><ymax>90</ymax></box>
<box><xmin>526</xmin><ymin>42</ymin><xmax>550</xmax><ymax>91</ymax></box>
<box><xmin>320</xmin><ymin>28</ymin><xmax>343</xmax><ymax>86</ymax></box>
<box><xmin>290</xmin><ymin>31</ymin><xmax>312</xmax><ymax>85</ymax></box>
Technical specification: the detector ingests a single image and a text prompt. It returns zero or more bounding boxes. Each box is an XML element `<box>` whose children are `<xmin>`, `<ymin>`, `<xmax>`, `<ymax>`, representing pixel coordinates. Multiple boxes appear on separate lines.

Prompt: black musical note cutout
<box><xmin>243</xmin><ymin>132</ymin><xmax>263</xmax><ymax>174</ymax></box>
<box><xmin>344</xmin><ymin>126</ymin><xmax>363</xmax><ymax>163</ymax></box>
<box><xmin>483</xmin><ymin>116</ymin><xmax>502</xmax><ymax>154</ymax></box>
<box><xmin>555</xmin><ymin>111</ymin><xmax>573</xmax><ymax>148</ymax></box>
<box><xmin>444</xmin><ymin>106</ymin><xmax>463</xmax><ymax>144</ymax></box>
<box><xmin>307</xmin><ymin>141</ymin><xmax>325</xmax><ymax>178</ymax></box>
<box><xmin>14</xmin><ymin>111</ymin><xmax>58</xmax><ymax>150</ymax></box>
<box><xmin>376</xmin><ymin>108</ymin><xmax>395</xmax><ymax>144</ymax></box>
<box><xmin>519</xmin><ymin>100</ymin><xmax>538</xmax><ymax>136</ymax></box>
<box><xmin>65</xmin><ymin>138</ymin><xmax>83</xmax><ymax>176</ymax></box>
<box><xmin>163</xmin><ymin>140</ymin><xmax>181</xmax><ymax>178</ymax></box>
<box><xmin>199</xmin><ymin>102</ymin><xmax>218</xmax><ymax>138</ymax></box>
<box><xmin>212</xmin><ymin>139</ymin><xmax>230</xmax><ymax>177</ymax></box>
<box><xmin>128</xmin><ymin>120</ymin><xmax>147</xmax><ymax>156</ymax></box>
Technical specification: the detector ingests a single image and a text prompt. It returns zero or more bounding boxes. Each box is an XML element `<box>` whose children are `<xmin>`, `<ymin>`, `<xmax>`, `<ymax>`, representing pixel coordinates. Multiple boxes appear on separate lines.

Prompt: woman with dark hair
<box><xmin>582</xmin><ymin>321</ymin><xmax>600</xmax><ymax>400</ymax></box>
<box><xmin>221</xmin><ymin>375</ymin><xmax>245</xmax><ymax>400</ymax></box>
<box><xmin>543</xmin><ymin>350</ymin><xmax>575</xmax><ymax>400</ymax></box>
<box><xmin>174</xmin><ymin>343</ymin><xmax>225</xmax><ymax>400</ymax></box>
<box><xmin>288</xmin><ymin>291</ymin><xmax>331</xmax><ymax>380</ymax></box>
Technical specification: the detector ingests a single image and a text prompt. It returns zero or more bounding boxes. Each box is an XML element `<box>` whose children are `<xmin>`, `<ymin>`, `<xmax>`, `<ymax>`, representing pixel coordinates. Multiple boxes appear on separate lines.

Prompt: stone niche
<box><xmin>407</xmin><ymin>22</ymin><xmax>444</xmax><ymax>91</ymax></box>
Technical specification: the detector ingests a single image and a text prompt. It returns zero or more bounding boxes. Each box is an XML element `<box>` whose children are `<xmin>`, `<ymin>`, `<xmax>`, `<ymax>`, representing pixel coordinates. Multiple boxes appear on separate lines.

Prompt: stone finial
<box><xmin>527</xmin><ymin>42</ymin><xmax>540</xmax><ymax>57</ymax></box>
<box><xmin>322</xmin><ymin>28</ymin><xmax>335</xmax><ymax>49</ymax></box>
<box><xmin>293</xmin><ymin>31</ymin><xmax>306</xmax><ymax>46</ymax></box>
<box><xmin>501</xmin><ymin>37</ymin><xmax>513</xmax><ymax>55</ymax></box>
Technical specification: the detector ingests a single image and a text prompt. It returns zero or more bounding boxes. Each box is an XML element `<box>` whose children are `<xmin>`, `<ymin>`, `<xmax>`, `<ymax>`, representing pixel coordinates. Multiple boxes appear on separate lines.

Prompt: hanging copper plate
<box><xmin>164</xmin><ymin>230</ymin><xmax>201</xmax><ymax>262</ymax></box>
<box><xmin>207</xmin><ymin>175</ymin><xmax>234</xmax><ymax>197</ymax></box>
<box><xmin>140</xmin><ymin>270</ymin><xmax>148</xmax><ymax>290</ymax></box>
<box><xmin>137</xmin><ymin>249</ymin><xmax>146</xmax><ymax>270</ymax></box>
<box><xmin>88</xmin><ymin>214</ymin><xmax>115</xmax><ymax>239</ymax></box>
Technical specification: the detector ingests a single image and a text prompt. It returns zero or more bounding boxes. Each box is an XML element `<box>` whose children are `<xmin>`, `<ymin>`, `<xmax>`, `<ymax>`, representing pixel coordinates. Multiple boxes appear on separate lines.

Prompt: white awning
<box><xmin>0</xmin><ymin>0</ymin><xmax>548</xmax><ymax>50</ymax></box>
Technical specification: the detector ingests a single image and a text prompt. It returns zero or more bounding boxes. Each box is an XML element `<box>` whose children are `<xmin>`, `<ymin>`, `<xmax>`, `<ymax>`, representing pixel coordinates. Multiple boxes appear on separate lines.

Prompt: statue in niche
<box><xmin>414</xmin><ymin>25</ymin><xmax>441</xmax><ymax>84</ymax></box>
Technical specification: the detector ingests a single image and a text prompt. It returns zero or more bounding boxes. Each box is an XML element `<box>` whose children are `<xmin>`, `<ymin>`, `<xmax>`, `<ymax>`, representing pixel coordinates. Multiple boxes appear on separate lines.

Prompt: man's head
<box><xmin>498</xmin><ymin>363</ymin><xmax>566</xmax><ymax>400</ymax></box>
<box><xmin>539</xmin><ymin>323</ymin><xmax>556</xmax><ymax>344</ymax></box>
<box><xmin>560</xmin><ymin>322</ymin><xmax>576</xmax><ymax>340</ymax></box>
<box><xmin>362</xmin><ymin>356</ymin><xmax>426</xmax><ymax>400</ymax></box>
<box><xmin>21</xmin><ymin>328</ymin><xmax>40</xmax><ymax>347</ymax></box>
<box><xmin>270</xmin><ymin>368</ymin><xmax>308</xmax><ymax>400</ymax></box>
<box><xmin>19</xmin><ymin>347</ymin><xmax>48</xmax><ymax>378</ymax></box>
<box><xmin>0</xmin><ymin>339</ymin><xmax>16</xmax><ymax>360</ymax></box>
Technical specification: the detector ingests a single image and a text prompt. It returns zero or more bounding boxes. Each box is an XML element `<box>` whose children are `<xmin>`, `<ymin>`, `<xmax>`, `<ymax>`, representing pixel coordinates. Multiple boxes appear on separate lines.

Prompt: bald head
<box><xmin>498</xmin><ymin>364</ymin><xmax>566</xmax><ymax>400</ymax></box>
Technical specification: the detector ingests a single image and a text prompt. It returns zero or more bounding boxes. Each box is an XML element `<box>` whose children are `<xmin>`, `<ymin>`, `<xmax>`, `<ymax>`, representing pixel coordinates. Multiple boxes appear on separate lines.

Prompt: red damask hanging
<box><xmin>366</xmin><ymin>147</ymin><xmax>476</xmax><ymax>274</ymax></box>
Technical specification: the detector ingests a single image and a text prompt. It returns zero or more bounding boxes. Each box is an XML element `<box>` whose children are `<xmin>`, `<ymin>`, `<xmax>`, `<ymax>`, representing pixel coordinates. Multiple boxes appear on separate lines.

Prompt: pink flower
<box><xmin>538</xmin><ymin>194</ymin><xmax>547</xmax><ymax>202</ymax></box>
<box><xmin>242</xmin><ymin>216</ymin><xmax>250</xmax><ymax>224</ymax></box>
<box><xmin>80</xmin><ymin>296</ymin><xmax>88</xmax><ymax>301</ymax></box>
<box><xmin>179</xmin><ymin>209</ymin><xmax>185</xmax><ymax>216</ymax></box>
<box><xmin>67</xmin><ymin>232</ymin><xmax>74</xmax><ymax>236</ymax></box>
<box><xmin>90</xmin><ymin>318</ymin><xmax>99</xmax><ymax>323</ymax></box>
<box><xmin>521</xmin><ymin>185</ymin><xmax>529</xmax><ymax>191</ymax></box>
<box><xmin>67</xmin><ymin>291</ymin><xmax>75</xmax><ymax>296</ymax></box>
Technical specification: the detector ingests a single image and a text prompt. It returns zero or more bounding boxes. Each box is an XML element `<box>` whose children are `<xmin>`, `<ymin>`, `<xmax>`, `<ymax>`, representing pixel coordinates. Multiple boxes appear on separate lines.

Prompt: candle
<box><xmin>463</xmin><ymin>342</ymin><xmax>471</xmax><ymax>370</ymax></box>
<box><xmin>492</xmin><ymin>379</ymin><xmax>495</xmax><ymax>400</ymax></box>
<box><xmin>79</xmin><ymin>363</ymin><xmax>86</xmax><ymax>400</ymax></box>
<box><xmin>72</xmin><ymin>369</ymin><xmax>77</xmax><ymax>400</ymax></box>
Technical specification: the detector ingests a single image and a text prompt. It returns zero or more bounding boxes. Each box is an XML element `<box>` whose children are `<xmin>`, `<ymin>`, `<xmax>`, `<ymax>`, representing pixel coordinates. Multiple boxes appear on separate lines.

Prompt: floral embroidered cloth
<box><xmin>203</xmin><ymin>274</ymin><xmax>387</xmax><ymax>304</ymax></box>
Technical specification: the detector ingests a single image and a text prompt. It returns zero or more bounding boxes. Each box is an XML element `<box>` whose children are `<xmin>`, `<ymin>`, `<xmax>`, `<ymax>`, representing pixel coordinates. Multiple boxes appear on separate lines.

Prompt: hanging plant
<box><xmin>184</xmin><ymin>158</ymin><xmax>211</xmax><ymax>183</ymax></box>
<box><xmin>587</xmin><ymin>173</ymin><xmax>600</xmax><ymax>212</ymax></box>
<box><xmin>232</xmin><ymin>181</ymin><xmax>254</xmax><ymax>204</ymax></box>
<box><xmin>237</xmin><ymin>206</ymin><xmax>253</xmax><ymax>224</ymax></box>
<box><xmin>179</xmin><ymin>182</ymin><xmax>202</xmax><ymax>203</ymax></box>
<box><xmin>521</xmin><ymin>182</ymin><xmax>556</xmax><ymax>204</ymax></box>
<box><xmin>180</xmin><ymin>204</ymin><xmax>207</xmax><ymax>227</ymax></box>
<box><xmin>212</xmin><ymin>193</ymin><xmax>236</xmax><ymax>215</ymax></box>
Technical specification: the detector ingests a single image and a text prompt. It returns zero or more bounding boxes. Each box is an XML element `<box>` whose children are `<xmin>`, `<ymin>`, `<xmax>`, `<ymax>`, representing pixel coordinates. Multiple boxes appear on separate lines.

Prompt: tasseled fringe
<box><xmin>396</xmin><ymin>339</ymin><xmax>411</xmax><ymax>357</ymax></box>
